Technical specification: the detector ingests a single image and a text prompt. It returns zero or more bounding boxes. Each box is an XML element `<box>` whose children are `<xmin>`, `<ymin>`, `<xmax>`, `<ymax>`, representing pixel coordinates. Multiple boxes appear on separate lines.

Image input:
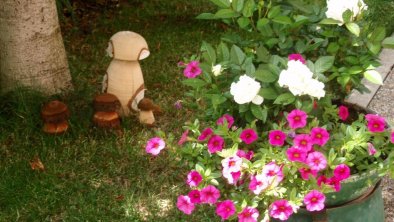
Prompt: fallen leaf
<box><xmin>30</xmin><ymin>156</ymin><xmax>45</xmax><ymax>171</ymax></box>
<box><xmin>115</xmin><ymin>195</ymin><xmax>124</xmax><ymax>201</ymax></box>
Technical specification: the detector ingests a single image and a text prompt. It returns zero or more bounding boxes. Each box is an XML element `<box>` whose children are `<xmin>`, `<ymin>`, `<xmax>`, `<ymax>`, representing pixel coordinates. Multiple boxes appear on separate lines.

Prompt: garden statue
<box><xmin>102</xmin><ymin>31</ymin><xmax>161</xmax><ymax>126</ymax></box>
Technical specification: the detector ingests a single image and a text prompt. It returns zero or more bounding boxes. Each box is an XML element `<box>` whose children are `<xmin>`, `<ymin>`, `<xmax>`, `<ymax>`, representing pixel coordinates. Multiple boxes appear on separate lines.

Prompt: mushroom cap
<box><xmin>107</xmin><ymin>31</ymin><xmax>150</xmax><ymax>61</ymax></box>
<box><xmin>93</xmin><ymin>93</ymin><xmax>121</xmax><ymax>112</ymax></box>
<box><xmin>41</xmin><ymin>100</ymin><xmax>70</xmax><ymax>123</ymax></box>
<box><xmin>137</xmin><ymin>98</ymin><xmax>162</xmax><ymax>115</ymax></box>
<box><xmin>93</xmin><ymin>111</ymin><xmax>121</xmax><ymax>128</ymax></box>
<box><xmin>42</xmin><ymin>120</ymin><xmax>69</xmax><ymax>134</ymax></box>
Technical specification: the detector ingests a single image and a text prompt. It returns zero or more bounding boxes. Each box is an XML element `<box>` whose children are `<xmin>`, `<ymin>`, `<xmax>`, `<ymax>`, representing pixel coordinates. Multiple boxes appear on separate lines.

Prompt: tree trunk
<box><xmin>0</xmin><ymin>0</ymin><xmax>72</xmax><ymax>94</ymax></box>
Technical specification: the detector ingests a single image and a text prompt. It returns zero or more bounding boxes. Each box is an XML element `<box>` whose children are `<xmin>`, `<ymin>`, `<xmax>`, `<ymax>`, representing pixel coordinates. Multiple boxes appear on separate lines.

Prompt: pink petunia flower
<box><xmin>367</xmin><ymin>143</ymin><xmax>377</xmax><ymax>155</ymax></box>
<box><xmin>317</xmin><ymin>175</ymin><xmax>328</xmax><ymax>187</ymax></box>
<box><xmin>237</xmin><ymin>150</ymin><xmax>254</xmax><ymax>160</ymax></box>
<box><xmin>269</xmin><ymin>130</ymin><xmax>287</xmax><ymax>146</ymax></box>
<box><xmin>304</xmin><ymin>190</ymin><xmax>326</xmax><ymax>212</ymax></box>
<box><xmin>288</xmin><ymin>53</ymin><xmax>306</xmax><ymax>64</ymax></box>
<box><xmin>186</xmin><ymin>170</ymin><xmax>203</xmax><ymax>187</ymax></box>
<box><xmin>365</xmin><ymin>114</ymin><xmax>386</xmax><ymax>133</ymax></box>
<box><xmin>223</xmin><ymin>171</ymin><xmax>241</xmax><ymax>185</ymax></box>
<box><xmin>338</xmin><ymin>105</ymin><xmax>349</xmax><ymax>121</ymax></box>
<box><xmin>294</xmin><ymin>134</ymin><xmax>313</xmax><ymax>151</ymax></box>
<box><xmin>287</xmin><ymin>109</ymin><xmax>308</xmax><ymax>129</ymax></box>
<box><xmin>222</xmin><ymin>155</ymin><xmax>242</xmax><ymax>173</ymax></box>
<box><xmin>333</xmin><ymin>164</ymin><xmax>350</xmax><ymax>181</ymax></box>
<box><xmin>327</xmin><ymin>176</ymin><xmax>341</xmax><ymax>192</ymax></box>
<box><xmin>200</xmin><ymin>185</ymin><xmax>220</xmax><ymax>204</ymax></box>
<box><xmin>310</xmin><ymin>127</ymin><xmax>330</xmax><ymax>146</ymax></box>
<box><xmin>306</xmin><ymin>151</ymin><xmax>327</xmax><ymax>171</ymax></box>
<box><xmin>145</xmin><ymin>137</ymin><xmax>166</xmax><ymax>156</ymax></box>
<box><xmin>269</xmin><ymin>199</ymin><xmax>294</xmax><ymax>221</ymax></box>
<box><xmin>391</xmin><ymin>131</ymin><xmax>394</xmax><ymax>143</ymax></box>
<box><xmin>286</xmin><ymin>147</ymin><xmax>308</xmax><ymax>162</ymax></box>
<box><xmin>198</xmin><ymin>128</ymin><xmax>214</xmax><ymax>141</ymax></box>
<box><xmin>174</xmin><ymin>100</ymin><xmax>182</xmax><ymax>109</ymax></box>
<box><xmin>183</xmin><ymin>61</ymin><xmax>202</xmax><ymax>78</ymax></box>
<box><xmin>299</xmin><ymin>168</ymin><xmax>318</xmax><ymax>180</ymax></box>
<box><xmin>217</xmin><ymin>114</ymin><xmax>235</xmax><ymax>129</ymax></box>
<box><xmin>188</xmin><ymin>190</ymin><xmax>202</xmax><ymax>204</ymax></box>
<box><xmin>216</xmin><ymin>200</ymin><xmax>236</xmax><ymax>220</ymax></box>
<box><xmin>240</xmin><ymin>128</ymin><xmax>258</xmax><ymax>144</ymax></box>
<box><xmin>176</xmin><ymin>195</ymin><xmax>195</xmax><ymax>215</ymax></box>
<box><xmin>249</xmin><ymin>174</ymin><xmax>270</xmax><ymax>195</ymax></box>
<box><xmin>178</xmin><ymin>129</ymin><xmax>189</xmax><ymax>146</ymax></box>
<box><xmin>238</xmin><ymin>207</ymin><xmax>259</xmax><ymax>222</ymax></box>
<box><xmin>262</xmin><ymin>162</ymin><xmax>284</xmax><ymax>186</ymax></box>
<box><xmin>207</xmin><ymin>135</ymin><xmax>225</xmax><ymax>153</ymax></box>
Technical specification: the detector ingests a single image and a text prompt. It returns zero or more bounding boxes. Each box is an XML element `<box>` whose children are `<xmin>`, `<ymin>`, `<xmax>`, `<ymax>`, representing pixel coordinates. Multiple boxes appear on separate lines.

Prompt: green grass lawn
<box><xmin>1</xmin><ymin>0</ymin><xmax>393</xmax><ymax>221</ymax></box>
<box><xmin>0</xmin><ymin>1</ymin><xmax>222</xmax><ymax>221</ymax></box>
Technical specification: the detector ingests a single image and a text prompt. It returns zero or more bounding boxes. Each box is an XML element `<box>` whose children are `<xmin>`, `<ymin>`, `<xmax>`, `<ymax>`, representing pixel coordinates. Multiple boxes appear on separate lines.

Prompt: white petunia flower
<box><xmin>252</xmin><ymin>95</ymin><xmax>264</xmax><ymax>105</ymax></box>
<box><xmin>230</xmin><ymin>75</ymin><xmax>263</xmax><ymax>105</ymax></box>
<box><xmin>304</xmin><ymin>78</ymin><xmax>326</xmax><ymax>99</ymax></box>
<box><xmin>325</xmin><ymin>0</ymin><xmax>367</xmax><ymax>24</ymax></box>
<box><xmin>212</xmin><ymin>64</ymin><xmax>223</xmax><ymax>76</ymax></box>
<box><xmin>279</xmin><ymin>60</ymin><xmax>325</xmax><ymax>99</ymax></box>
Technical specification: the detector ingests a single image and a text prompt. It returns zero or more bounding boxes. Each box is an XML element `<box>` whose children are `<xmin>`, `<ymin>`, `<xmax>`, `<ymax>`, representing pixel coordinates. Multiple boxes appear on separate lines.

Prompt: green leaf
<box><xmin>237</xmin><ymin>17</ymin><xmax>250</xmax><ymax>29</ymax></box>
<box><xmin>327</xmin><ymin>42</ymin><xmax>339</xmax><ymax>54</ymax></box>
<box><xmin>217</xmin><ymin>143</ymin><xmax>238</xmax><ymax>158</ymax></box>
<box><xmin>337</xmin><ymin>76</ymin><xmax>350</xmax><ymax>87</ymax></box>
<box><xmin>274</xmin><ymin>93</ymin><xmax>295</xmax><ymax>105</ymax></box>
<box><xmin>364</xmin><ymin>70</ymin><xmax>383</xmax><ymax>85</ymax></box>
<box><xmin>210</xmin><ymin>0</ymin><xmax>231</xmax><ymax>8</ymax></box>
<box><xmin>319</xmin><ymin>18</ymin><xmax>341</xmax><ymax>25</ymax></box>
<box><xmin>195</xmin><ymin>163</ymin><xmax>204</xmax><ymax>174</ymax></box>
<box><xmin>272</xmin><ymin>16</ymin><xmax>292</xmax><ymax>25</ymax></box>
<box><xmin>382</xmin><ymin>37</ymin><xmax>394</xmax><ymax>48</ymax></box>
<box><xmin>242</xmin><ymin>0</ymin><xmax>255</xmax><ymax>17</ymax></box>
<box><xmin>259</xmin><ymin>87</ymin><xmax>278</xmax><ymax>100</ymax></box>
<box><xmin>268</xmin><ymin>6</ymin><xmax>281</xmax><ymax>19</ymax></box>
<box><xmin>214</xmin><ymin>9</ymin><xmax>238</xmax><ymax>19</ymax></box>
<box><xmin>345</xmin><ymin>23</ymin><xmax>360</xmax><ymax>37</ymax></box>
<box><xmin>196</xmin><ymin>13</ymin><xmax>216</xmax><ymax>20</ymax></box>
<box><xmin>243</xmin><ymin>57</ymin><xmax>256</xmax><ymax>76</ymax></box>
<box><xmin>232</xmin><ymin>0</ymin><xmax>244</xmax><ymax>12</ymax></box>
<box><xmin>256</xmin><ymin>45</ymin><xmax>270</xmax><ymax>62</ymax></box>
<box><xmin>217</xmin><ymin>42</ymin><xmax>230</xmax><ymax>61</ymax></box>
<box><xmin>348</xmin><ymin>66</ymin><xmax>363</xmax><ymax>74</ymax></box>
<box><xmin>201</xmin><ymin>41</ymin><xmax>216</xmax><ymax>64</ymax></box>
<box><xmin>250</xmin><ymin>104</ymin><xmax>266</xmax><ymax>121</ymax></box>
<box><xmin>182</xmin><ymin>78</ymin><xmax>207</xmax><ymax>88</ymax></box>
<box><xmin>256</xmin><ymin>18</ymin><xmax>269</xmax><ymax>31</ymax></box>
<box><xmin>211</xmin><ymin>94</ymin><xmax>227</xmax><ymax>106</ymax></box>
<box><xmin>369</xmin><ymin>27</ymin><xmax>386</xmax><ymax>42</ymax></box>
<box><xmin>254</xmin><ymin>69</ymin><xmax>277</xmax><ymax>83</ymax></box>
<box><xmin>342</xmin><ymin>9</ymin><xmax>353</xmax><ymax>23</ymax></box>
<box><xmin>315</xmin><ymin>56</ymin><xmax>335</xmax><ymax>73</ymax></box>
<box><xmin>230</xmin><ymin>45</ymin><xmax>246</xmax><ymax>65</ymax></box>
<box><xmin>295</xmin><ymin>40</ymin><xmax>306</xmax><ymax>53</ymax></box>
<box><xmin>367</xmin><ymin>42</ymin><xmax>381</xmax><ymax>55</ymax></box>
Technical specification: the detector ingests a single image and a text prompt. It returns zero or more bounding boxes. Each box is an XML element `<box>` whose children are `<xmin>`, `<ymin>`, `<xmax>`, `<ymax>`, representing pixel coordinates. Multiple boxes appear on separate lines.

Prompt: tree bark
<box><xmin>0</xmin><ymin>0</ymin><xmax>72</xmax><ymax>94</ymax></box>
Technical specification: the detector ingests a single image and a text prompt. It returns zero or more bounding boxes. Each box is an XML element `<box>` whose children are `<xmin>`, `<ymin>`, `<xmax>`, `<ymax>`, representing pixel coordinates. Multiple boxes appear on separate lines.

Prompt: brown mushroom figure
<box><xmin>41</xmin><ymin>100</ymin><xmax>70</xmax><ymax>134</ymax></box>
<box><xmin>92</xmin><ymin>93</ymin><xmax>121</xmax><ymax>129</ymax></box>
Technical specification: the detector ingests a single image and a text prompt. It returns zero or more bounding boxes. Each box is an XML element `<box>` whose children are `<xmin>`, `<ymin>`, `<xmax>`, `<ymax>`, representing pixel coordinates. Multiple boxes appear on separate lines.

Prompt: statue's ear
<box><xmin>106</xmin><ymin>41</ymin><xmax>114</xmax><ymax>58</ymax></box>
<box><xmin>139</xmin><ymin>49</ymin><xmax>150</xmax><ymax>60</ymax></box>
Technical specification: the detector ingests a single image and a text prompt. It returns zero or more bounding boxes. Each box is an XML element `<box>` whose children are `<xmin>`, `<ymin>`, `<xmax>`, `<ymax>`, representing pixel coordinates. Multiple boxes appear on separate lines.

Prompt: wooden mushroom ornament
<box><xmin>102</xmin><ymin>31</ymin><xmax>161</xmax><ymax>126</ymax></box>
<box><xmin>41</xmin><ymin>100</ymin><xmax>70</xmax><ymax>134</ymax></box>
<box><xmin>93</xmin><ymin>93</ymin><xmax>121</xmax><ymax>129</ymax></box>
